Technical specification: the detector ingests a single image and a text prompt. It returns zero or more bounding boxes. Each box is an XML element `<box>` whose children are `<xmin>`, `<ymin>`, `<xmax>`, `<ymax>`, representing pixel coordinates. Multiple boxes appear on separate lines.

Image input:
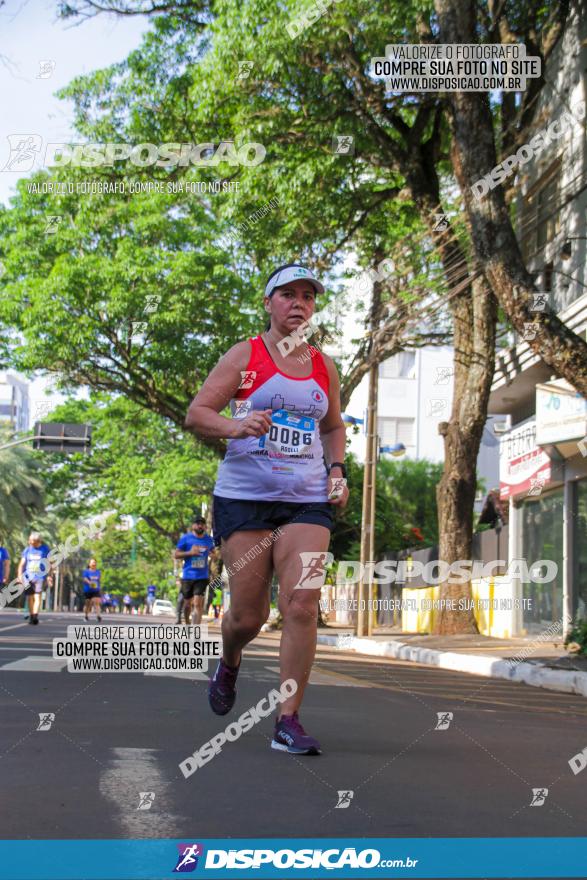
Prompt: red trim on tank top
<box><xmin>256</xmin><ymin>335</ymin><xmax>329</xmax><ymax>393</ymax></box>
<box><xmin>237</xmin><ymin>336</ymin><xmax>329</xmax><ymax>397</ymax></box>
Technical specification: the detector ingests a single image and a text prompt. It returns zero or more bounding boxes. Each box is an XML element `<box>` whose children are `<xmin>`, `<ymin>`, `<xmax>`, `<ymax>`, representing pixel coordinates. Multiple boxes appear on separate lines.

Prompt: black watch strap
<box><xmin>328</xmin><ymin>461</ymin><xmax>347</xmax><ymax>478</ymax></box>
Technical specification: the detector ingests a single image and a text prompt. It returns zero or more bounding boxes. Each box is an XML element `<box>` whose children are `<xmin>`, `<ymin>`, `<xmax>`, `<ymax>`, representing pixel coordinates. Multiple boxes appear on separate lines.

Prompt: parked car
<box><xmin>151</xmin><ymin>599</ymin><xmax>175</xmax><ymax>617</ymax></box>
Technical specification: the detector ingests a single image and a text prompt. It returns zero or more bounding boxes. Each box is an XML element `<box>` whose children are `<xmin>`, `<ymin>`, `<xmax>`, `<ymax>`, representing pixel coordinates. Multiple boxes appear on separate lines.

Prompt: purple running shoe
<box><xmin>208</xmin><ymin>658</ymin><xmax>240</xmax><ymax>715</ymax></box>
<box><xmin>271</xmin><ymin>712</ymin><xmax>321</xmax><ymax>755</ymax></box>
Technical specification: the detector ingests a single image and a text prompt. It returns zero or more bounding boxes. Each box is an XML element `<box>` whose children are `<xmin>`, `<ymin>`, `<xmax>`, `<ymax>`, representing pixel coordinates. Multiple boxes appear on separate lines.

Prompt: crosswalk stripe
<box><xmin>0</xmin><ymin>656</ymin><xmax>67</xmax><ymax>672</ymax></box>
<box><xmin>100</xmin><ymin>748</ymin><xmax>181</xmax><ymax>835</ymax></box>
<box><xmin>144</xmin><ymin>669</ymin><xmax>209</xmax><ymax>680</ymax></box>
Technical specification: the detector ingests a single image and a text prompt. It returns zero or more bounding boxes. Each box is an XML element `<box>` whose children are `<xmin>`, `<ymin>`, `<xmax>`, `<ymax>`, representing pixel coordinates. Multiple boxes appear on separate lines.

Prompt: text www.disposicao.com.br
<box><xmin>69</xmin><ymin>657</ymin><xmax>203</xmax><ymax>672</ymax></box>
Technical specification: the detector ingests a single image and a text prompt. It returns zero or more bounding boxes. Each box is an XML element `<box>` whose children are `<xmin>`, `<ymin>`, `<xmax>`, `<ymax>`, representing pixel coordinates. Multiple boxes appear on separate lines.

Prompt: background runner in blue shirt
<box><xmin>0</xmin><ymin>544</ymin><xmax>10</xmax><ymax>586</ymax></box>
<box><xmin>174</xmin><ymin>517</ymin><xmax>215</xmax><ymax>625</ymax></box>
<box><xmin>17</xmin><ymin>532</ymin><xmax>52</xmax><ymax>626</ymax></box>
<box><xmin>82</xmin><ymin>558</ymin><xmax>102</xmax><ymax>622</ymax></box>
<box><xmin>146</xmin><ymin>583</ymin><xmax>157</xmax><ymax>614</ymax></box>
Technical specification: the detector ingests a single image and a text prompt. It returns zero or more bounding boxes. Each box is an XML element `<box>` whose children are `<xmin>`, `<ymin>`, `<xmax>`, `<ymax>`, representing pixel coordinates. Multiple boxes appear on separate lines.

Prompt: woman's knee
<box><xmin>229</xmin><ymin>607</ymin><xmax>267</xmax><ymax>636</ymax></box>
<box><xmin>279</xmin><ymin>595</ymin><xmax>319</xmax><ymax>626</ymax></box>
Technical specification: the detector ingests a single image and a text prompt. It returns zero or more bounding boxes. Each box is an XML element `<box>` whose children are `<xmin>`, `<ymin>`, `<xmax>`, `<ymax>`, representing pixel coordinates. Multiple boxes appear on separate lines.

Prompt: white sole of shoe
<box><xmin>270</xmin><ymin>740</ymin><xmax>320</xmax><ymax>755</ymax></box>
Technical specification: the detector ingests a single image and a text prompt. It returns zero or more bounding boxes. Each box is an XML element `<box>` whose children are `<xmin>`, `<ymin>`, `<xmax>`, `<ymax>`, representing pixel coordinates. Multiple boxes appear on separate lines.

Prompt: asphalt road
<box><xmin>1</xmin><ymin>610</ymin><xmax>586</xmax><ymax>875</ymax></box>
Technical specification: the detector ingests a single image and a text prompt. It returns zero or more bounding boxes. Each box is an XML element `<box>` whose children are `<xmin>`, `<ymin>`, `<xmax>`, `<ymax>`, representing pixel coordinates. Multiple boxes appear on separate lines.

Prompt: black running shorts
<box><xmin>181</xmin><ymin>578</ymin><xmax>209</xmax><ymax>599</ymax></box>
<box><xmin>212</xmin><ymin>495</ymin><xmax>334</xmax><ymax>547</ymax></box>
<box><xmin>24</xmin><ymin>580</ymin><xmax>45</xmax><ymax>596</ymax></box>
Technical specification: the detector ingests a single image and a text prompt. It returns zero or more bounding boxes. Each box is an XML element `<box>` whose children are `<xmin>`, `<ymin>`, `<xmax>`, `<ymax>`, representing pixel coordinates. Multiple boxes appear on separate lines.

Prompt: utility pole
<box><xmin>357</xmin><ymin>364</ymin><xmax>378</xmax><ymax>637</ymax></box>
<box><xmin>367</xmin><ymin>429</ymin><xmax>379</xmax><ymax>637</ymax></box>
<box><xmin>356</xmin><ymin>253</ymin><xmax>385</xmax><ymax>638</ymax></box>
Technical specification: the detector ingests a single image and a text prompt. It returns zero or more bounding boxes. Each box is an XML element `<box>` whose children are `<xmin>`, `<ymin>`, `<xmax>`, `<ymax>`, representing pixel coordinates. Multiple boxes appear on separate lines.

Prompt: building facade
<box><xmin>344</xmin><ymin>347</ymin><xmax>500</xmax><ymax>509</ymax></box>
<box><xmin>489</xmin><ymin>0</ymin><xmax>587</xmax><ymax>636</ymax></box>
<box><xmin>0</xmin><ymin>371</ymin><xmax>30</xmax><ymax>433</ymax></box>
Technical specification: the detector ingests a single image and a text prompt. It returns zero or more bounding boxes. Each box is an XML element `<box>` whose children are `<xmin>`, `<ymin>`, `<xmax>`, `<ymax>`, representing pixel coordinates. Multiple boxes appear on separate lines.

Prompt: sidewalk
<box><xmin>263</xmin><ymin>624</ymin><xmax>587</xmax><ymax>698</ymax></box>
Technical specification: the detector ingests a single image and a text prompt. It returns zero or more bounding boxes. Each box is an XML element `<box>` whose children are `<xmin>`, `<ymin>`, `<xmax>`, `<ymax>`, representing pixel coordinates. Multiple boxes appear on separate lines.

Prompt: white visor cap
<box><xmin>265</xmin><ymin>265</ymin><xmax>325</xmax><ymax>298</ymax></box>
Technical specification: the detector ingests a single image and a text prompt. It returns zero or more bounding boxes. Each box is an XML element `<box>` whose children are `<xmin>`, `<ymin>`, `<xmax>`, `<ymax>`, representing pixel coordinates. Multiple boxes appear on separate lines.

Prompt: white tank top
<box><xmin>214</xmin><ymin>336</ymin><xmax>330</xmax><ymax>502</ymax></box>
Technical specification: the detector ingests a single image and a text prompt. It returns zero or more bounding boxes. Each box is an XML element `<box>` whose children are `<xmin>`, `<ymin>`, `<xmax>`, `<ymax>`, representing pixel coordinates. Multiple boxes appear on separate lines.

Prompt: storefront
<box><xmin>501</xmin><ymin>380</ymin><xmax>587</xmax><ymax>636</ymax></box>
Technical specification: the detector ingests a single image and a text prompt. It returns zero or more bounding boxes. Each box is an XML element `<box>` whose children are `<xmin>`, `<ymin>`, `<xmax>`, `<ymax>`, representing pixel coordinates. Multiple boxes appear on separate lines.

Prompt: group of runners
<box><xmin>0</xmin><ymin>523</ymin><xmax>221</xmax><ymax>626</ymax></box>
<box><xmin>0</xmin><ymin>537</ymin><xmax>109</xmax><ymax>624</ymax></box>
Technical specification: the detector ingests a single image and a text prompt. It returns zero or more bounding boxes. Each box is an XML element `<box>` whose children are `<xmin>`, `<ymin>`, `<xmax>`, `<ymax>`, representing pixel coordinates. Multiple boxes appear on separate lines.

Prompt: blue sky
<box><xmin>0</xmin><ymin>0</ymin><xmax>148</xmax><ymax>207</ymax></box>
<box><xmin>1</xmin><ymin>0</ymin><xmax>148</xmax><ymax>418</ymax></box>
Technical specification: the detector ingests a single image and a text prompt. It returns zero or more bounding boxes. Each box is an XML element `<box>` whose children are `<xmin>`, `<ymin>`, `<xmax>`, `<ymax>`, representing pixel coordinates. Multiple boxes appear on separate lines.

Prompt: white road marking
<box><xmin>0</xmin><ymin>656</ymin><xmax>67</xmax><ymax>672</ymax></box>
<box><xmin>144</xmin><ymin>669</ymin><xmax>209</xmax><ymax>681</ymax></box>
<box><xmin>0</xmin><ymin>622</ymin><xmax>30</xmax><ymax>633</ymax></box>
<box><xmin>265</xmin><ymin>665</ymin><xmax>371</xmax><ymax>687</ymax></box>
<box><xmin>99</xmin><ymin>747</ymin><xmax>181</xmax><ymax>836</ymax></box>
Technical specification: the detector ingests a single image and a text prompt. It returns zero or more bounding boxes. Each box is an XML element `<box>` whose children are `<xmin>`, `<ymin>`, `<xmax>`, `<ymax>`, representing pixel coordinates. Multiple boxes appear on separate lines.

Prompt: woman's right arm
<box><xmin>184</xmin><ymin>341</ymin><xmax>272</xmax><ymax>441</ymax></box>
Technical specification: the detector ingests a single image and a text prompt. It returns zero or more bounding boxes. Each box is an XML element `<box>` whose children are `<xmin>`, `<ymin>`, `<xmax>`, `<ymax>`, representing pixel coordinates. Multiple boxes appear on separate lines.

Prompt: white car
<box><xmin>151</xmin><ymin>599</ymin><xmax>175</xmax><ymax>617</ymax></box>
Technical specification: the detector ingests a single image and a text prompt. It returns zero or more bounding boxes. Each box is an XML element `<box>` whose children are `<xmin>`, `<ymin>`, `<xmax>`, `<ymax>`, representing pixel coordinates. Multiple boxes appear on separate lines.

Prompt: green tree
<box><xmin>37</xmin><ymin>394</ymin><xmax>217</xmax><ymax>542</ymax></box>
<box><xmin>0</xmin><ymin>180</ymin><xmax>260</xmax><ymax>441</ymax></box>
<box><xmin>329</xmin><ymin>454</ymin><xmax>442</xmax><ymax>562</ymax></box>
<box><xmin>57</xmin><ymin>515</ymin><xmax>175</xmax><ymax>605</ymax></box>
<box><xmin>0</xmin><ymin>427</ymin><xmax>51</xmax><ymax>565</ymax></box>
<box><xmin>43</xmin><ymin>0</ymin><xmax>493</xmax><ymax>636</ymax></box>
<box><xmin>9</xmin><ymin>0</ymin><xmax>582</xmax><ymax>633</ymax></box>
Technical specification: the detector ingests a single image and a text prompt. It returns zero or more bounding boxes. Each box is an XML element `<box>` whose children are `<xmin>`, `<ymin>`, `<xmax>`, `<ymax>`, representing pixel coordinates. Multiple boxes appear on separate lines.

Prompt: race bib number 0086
<box><xmin>259</xmin><ymin>409</ymin><xmax>315</xmax><ymax>457</ymax></box>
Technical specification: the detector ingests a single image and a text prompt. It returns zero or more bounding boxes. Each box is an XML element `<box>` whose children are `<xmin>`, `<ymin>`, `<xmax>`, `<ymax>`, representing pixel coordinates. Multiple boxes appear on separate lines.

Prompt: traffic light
<box><xmin>32</xmin><ymin>422</ymin><xmax>92</xmax><ymax>454</ymax></box>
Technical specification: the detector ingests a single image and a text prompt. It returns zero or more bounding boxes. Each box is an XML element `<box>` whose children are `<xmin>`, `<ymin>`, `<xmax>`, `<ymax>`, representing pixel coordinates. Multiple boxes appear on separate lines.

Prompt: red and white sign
<box><xmin>499</xmin><ymin>420</ymin><xmax>552</xmax><ymax>500</ymax></box>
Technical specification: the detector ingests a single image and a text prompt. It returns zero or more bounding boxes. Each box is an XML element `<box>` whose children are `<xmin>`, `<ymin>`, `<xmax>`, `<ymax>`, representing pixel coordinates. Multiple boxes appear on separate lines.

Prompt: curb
<box><xmin>316</xmin><ymin>634</ymin><xmax>587</xmax><ymax>698</ymax></box>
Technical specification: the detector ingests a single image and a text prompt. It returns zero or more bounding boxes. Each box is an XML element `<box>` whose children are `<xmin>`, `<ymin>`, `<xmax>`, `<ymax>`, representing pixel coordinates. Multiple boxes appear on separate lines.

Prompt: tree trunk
<box><xmin>434</xmin><ymin>275</ymin><xmax>497</xmax><ymax>633</ymax></box>
<box><xmin>406</xmin><ymin>170</ymin><xmax>496</xmax><ymax>633</ymax></box>
<box><xmin>434</xmin><ymin>0</ymin><xmax>587</xmax><ymax>396</ymax></box>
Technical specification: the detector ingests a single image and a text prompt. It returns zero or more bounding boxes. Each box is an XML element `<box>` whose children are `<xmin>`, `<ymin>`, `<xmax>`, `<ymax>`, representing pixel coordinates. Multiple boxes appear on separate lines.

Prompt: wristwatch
<box><xmin>327</xmin><ymin>461</ymin><xmax>347</xmax><ymax>478</ymax></box>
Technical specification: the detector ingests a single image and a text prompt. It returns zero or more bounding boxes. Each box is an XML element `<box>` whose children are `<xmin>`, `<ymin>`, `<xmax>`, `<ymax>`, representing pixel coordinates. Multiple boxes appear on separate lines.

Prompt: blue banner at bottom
<box><xmin>0</xmin><ymin>837</ymin><xmax>584</xmax><ymax>879</ymax></box>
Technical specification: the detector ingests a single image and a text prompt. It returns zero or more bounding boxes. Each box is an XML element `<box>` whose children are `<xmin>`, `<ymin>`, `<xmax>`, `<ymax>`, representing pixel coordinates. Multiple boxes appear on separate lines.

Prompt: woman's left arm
<box><xmin>319</xmin><ymin>355</ymin><xmax>349</xmax><ymax>509</ymax></box>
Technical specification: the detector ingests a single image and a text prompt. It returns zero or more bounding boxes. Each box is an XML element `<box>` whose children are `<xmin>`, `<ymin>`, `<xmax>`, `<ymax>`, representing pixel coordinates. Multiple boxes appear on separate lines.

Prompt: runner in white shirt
<box><xmin>184</xmin><ymin>264</ymin><xmax>349</xmax><ymax>755</ymax></box>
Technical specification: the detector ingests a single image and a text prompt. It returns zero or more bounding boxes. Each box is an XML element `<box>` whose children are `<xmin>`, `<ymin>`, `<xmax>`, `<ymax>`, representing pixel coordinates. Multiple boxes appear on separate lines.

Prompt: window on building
<box><xmin>521</xmin><ymin>162</ymin><xmax>561</xmax><ymax>260</ymax></box>
<box><xmin>543</xmin><ymin>261</ymin><xmax>554</xmax><ymax>293</ymax></box>
<box><xmin>521</xmin><ymin>489</ymin><xmax>564</xmax><ymax>630</ymax></box>
<box><xmin>574</xmin><ymin>479</ymin><xmax>587</xmax><ymax>620</ymax></box>
<box><xmin>379</xmin><ymin>351</ymin><xmax>416</xmax><ymax>379</ymax></box>
<box><xmin>377</xmin><ymin>417</ymin><xmax>415</xmax><ymax>447</ymax></box>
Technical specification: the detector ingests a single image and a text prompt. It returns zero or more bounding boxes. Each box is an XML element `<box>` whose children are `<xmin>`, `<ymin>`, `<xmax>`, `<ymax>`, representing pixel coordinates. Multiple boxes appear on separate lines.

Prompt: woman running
<box><xmin>184</xmin><ymin>264</ymin><xmax>348</xmax><ymax>755</ymax></box>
